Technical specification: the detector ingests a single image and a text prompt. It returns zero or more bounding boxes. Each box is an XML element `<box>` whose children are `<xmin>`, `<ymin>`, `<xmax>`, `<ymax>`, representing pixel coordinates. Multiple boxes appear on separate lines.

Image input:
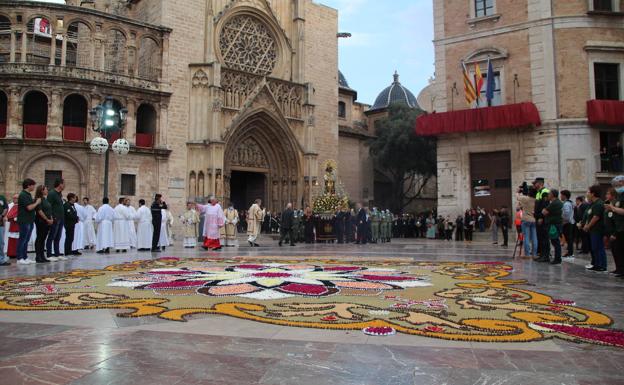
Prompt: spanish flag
<box><xmin>474</xmin><ymin>63</ymin><xmax>484</xmax><ymax>105</ymax></box>
<box><xmin>462</xmin><ymin>62</ymin><xmax>477</xmax><ymax>106</ymax></box>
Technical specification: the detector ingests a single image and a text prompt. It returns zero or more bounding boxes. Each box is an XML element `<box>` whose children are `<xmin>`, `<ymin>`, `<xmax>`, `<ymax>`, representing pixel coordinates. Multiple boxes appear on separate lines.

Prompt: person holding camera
<box><xmin>517</xmin><ymin>187</ymin><xmax>538</xmax><ymax>257</ymax></box>
<box><xmin>533</xmin><ymin>178</ymin><xmax>550</xmax><ymax>259</ymax></box>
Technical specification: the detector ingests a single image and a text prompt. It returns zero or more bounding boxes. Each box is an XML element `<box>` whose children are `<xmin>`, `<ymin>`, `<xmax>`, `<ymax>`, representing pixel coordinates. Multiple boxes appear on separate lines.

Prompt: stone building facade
<box><xmin>425</xmin><ymin>0</ymin><xmax>624</xmax><ymax>217</ymax></box>
<box><xmin>0</xmin><ymin>0</ymin><xmax>345</xmax><ymax>222</ymax></box>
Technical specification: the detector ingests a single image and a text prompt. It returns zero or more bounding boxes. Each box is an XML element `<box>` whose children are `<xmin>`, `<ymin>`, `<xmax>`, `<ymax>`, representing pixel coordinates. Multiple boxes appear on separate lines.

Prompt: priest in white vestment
<box><xmin>113</xmin><ymin>198</ymin><xmax>131</xmax><ymax>252</ymax></box>
<box><xmin>196</xmin><ymin>196</ymin><xmax>225</xmax><ymax>251</ymax></box>
<box><xmin>72</xmin><ymin>202</ymin><xmax>85</xmax><ymax>252</ymax></box>
<box><xmin>247</xmin><ymin>199</ymin><xmax>265</xmax><ymax>247</ymax></box>
<box><xmin>95</xmin><ymin>198</ymin><xmax>115</xmax><ymax>253</ymax></box>
<box><xmin>181</xmin><ymin>202</ymin><xmax>200</xmax><ymax>248</ymax></box>
<box><xmin>158</xmin><ymin>208</ymin><xmax>172</xmax><ymax>249</ymax></box>
<box><xmin>136</xmin><ymin>199</ymin><xmax>153</xmax><ymax>251</ymax></box>
<box><xmin>82</xmin><ymin>198</ymin><xmax>97</xmax><ymax>249</ymax></box>
<box><xmin>125</xmin><ymin>199</ymin><xmax>137</xmax><ymax>249</ymax></box>
<box><xmin>223</xmin><ymin>204</ymin><xmax>239</xmax><ymax>247</ymax></box>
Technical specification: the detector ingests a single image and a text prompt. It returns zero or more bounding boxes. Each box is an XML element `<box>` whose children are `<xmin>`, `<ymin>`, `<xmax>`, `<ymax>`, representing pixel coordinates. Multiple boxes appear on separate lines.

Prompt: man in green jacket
<box><xmin>47</xmin><ymin>178</ymin><xmax>67</xmax><ymax>260</ymax></box>
<box><xmin>17</xmin><ymin>179</ymin><xmax>40</xmax><ymax>264</ymax></box>
<box><xmin>541</xmin><ymin>189</ymin><xmax>563</xmax><ymax>264</ymax></box>
<box><xmin>64</xmin><ymin>193</ymin><xmax>80</xmax><ymax>256</ymax></box>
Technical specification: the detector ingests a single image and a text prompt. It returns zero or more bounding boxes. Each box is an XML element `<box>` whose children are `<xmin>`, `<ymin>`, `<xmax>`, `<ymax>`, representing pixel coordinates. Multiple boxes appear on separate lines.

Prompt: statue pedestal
<box><xmin>315</xmin><ymin>214</ymin><xmax>336</xmax><ymax>242</ymax></box>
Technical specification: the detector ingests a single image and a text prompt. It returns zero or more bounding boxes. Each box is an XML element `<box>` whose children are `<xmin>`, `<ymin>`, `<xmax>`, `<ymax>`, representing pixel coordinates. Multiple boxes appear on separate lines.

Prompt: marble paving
<box><xmin>1</xmin><ymin>236</ymin><xmax>623</xmax><ymax>385</ymax></box>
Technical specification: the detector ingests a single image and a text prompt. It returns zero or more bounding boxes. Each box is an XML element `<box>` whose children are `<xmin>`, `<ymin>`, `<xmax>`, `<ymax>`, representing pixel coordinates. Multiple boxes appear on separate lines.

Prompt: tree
<box><xmin>368</xmin><ymin>103</ymin><xmax>436</xmax><ymax>213</ymax></box>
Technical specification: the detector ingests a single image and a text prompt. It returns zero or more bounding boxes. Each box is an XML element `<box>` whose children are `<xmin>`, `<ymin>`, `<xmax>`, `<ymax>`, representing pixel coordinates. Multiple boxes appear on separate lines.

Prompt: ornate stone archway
<box><xmin>224</xmin><ymin>111</ymin><xmax>301</xmax><ymax>211</ymax></box>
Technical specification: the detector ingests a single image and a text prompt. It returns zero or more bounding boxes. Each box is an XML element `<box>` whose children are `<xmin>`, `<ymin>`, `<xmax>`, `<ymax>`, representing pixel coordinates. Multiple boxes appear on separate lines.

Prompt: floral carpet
<box><xmin>1</xmin><ymin>256</ymin><xmax>623</xmax><ymax>347</ymax></box>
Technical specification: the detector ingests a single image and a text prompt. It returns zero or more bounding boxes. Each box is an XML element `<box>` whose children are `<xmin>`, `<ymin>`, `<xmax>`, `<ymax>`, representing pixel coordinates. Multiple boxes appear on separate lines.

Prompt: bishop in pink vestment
<box><xmin>197</xmin><ymin>198</ymin><xmax>225</xmax><ymax>250</ymax></box>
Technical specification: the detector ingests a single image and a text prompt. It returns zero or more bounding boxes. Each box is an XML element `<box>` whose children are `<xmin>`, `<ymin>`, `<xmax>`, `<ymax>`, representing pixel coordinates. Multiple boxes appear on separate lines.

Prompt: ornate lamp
<box><xmin>89</xmin><ymin>96</ymin><xmax>129</xmax><ymax>199</ymax></box>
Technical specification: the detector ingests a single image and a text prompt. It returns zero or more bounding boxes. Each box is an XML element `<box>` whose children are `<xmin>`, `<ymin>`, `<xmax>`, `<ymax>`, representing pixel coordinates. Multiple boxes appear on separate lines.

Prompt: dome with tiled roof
<box><xmin>338</xmin><ymin>70</ymin><xmax>351</xmax><ymax>89</ymax></box>
<box><xmin>371</xmin><ymin>71</ymin><xmax>419</xmax><ymax>111</ymax></box>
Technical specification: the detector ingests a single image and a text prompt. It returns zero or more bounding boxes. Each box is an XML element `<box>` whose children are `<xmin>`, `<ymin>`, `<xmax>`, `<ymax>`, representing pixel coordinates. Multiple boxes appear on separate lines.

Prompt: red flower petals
<box><xmin>536</xmin><ymin>323</ymin><xmax>624</xmax><ymax>347</ymax></box>
<box><xmin>424</xmin><ymin>326</ymin><xmax>445</xmax><ymax>333</ymax></box>
<box><xmin>321</xmin><ymin>315</ymin><xmax>338</xmax><ymax>321</ymax></box>
<box><xmin>359</xmin><ymin>275</ymin><xmax>415</xmax><ymax>281</ymax></box>
<box><xmin>323</xmin><ymin>266</ymin><xmax>360</xmax><ymax>272</ymax></box>
<box><xmin>279</xmin><ymin>283</ymin><xmax>328</xmax><ymax>296</ymax></box>
<box><xmin>363</xmin><ymin>326</ymin><xmax>396</xmax><ymax>336</ymax></box>
<box><xmin>236</xmin><ymin>264</ymin><xmax>266</xmax><ymax>269</ymax></box>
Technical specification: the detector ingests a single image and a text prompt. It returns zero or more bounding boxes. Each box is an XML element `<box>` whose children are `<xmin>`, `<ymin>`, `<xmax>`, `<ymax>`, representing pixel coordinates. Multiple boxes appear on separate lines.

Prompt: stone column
<box><xmin>7</xmin><ymin>87</ymin><xmax>22</xmax><ymax>139</ymax></box>
<box><xmin>49</xmin><ymin>28</ymin><xmax>57</xmax><ymax>65</ymax></box>
<box><xmin>60</xmin><ymin>33</ymin><xmax>67</xmax><ymax>66</ymax></box>
<box><xmin>124</xmin><ymin>99</ymin><xmax>136</xmax><ymax>145</ymax></box>
<box><xmin>161</xmin><ymin>33</ymin><xmax>169</xmax><ymax>83</ymax></box>
<box><xmin>9</xmin><ymin>29</ymin><xmax>16</xmax><ymax>62</ymax></box>
<box><xmin>158</xmin><ymin>103</ymin><xmax>168</xmax><ymax>147</ymax></box>
<box><xmin>47</xmin><ymin>90</ymin><xmax>63</xmax><ymax>141</ymax></box>
<box><xmin>20</xmin><ymin>30</ymin><xmax>27</xmax><ymax>63</ymax></box>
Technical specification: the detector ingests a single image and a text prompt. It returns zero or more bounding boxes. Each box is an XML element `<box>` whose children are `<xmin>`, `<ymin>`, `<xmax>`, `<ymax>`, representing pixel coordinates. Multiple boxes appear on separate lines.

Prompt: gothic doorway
<box><xmin>230</xmin><ymin>171</ymin><xmax>266</xmax><ymax>211</ymax></box>
<box><xmin>224</xmin><ymin>111</ymin><xmax>303</xmax><ymax>212</ymax></box>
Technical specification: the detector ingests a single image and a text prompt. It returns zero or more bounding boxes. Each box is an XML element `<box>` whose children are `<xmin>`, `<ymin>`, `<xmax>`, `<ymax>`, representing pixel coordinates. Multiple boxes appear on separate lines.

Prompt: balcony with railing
<box><xmin>0</xmin><ymin>1</ymin><xmax>170</xmax><ymax>91</ymax></box>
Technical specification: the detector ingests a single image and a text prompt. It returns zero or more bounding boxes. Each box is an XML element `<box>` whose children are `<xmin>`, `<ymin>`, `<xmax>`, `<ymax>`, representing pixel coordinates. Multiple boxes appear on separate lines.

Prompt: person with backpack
<box><xmin>541</xmin><ymin>189</ymin><xmax>563</xmax><ymax>264</ymax></box>
<box><xmin>560</xmin><ymin>190</ymin><xmax>576</xmax><ymax>259</ymax></box>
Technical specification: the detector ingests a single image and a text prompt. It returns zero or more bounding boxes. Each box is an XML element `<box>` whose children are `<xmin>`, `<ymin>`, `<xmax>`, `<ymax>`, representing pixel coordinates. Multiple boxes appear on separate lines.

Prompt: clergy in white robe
<box><xmin>72</xmin><ymin>202</ymin><xmax>85</xmax><ymax>251</ymax></box>
<box><xmin>158</xmin><ymin>209</ymin><xmax>172</xmax><ymax>249</ymax></box>
<box><xmin>181</xmin><ymin>202</ymin><xmax>200</xmax><ymax>248</ymax></box>
<box><xmin>113</xmin><ymin>198</ymin><xmax>131</xmax><ymax>252</ymax></box>
<box><xmin>247</xmin><ymin>199</ymin><xmax>265</xmax><ymax>246</ymax></box>
<box><xmin>125</xmin><ymin>200</ymin><xmax>137</xmax><ymax>249</ymax></box>
<box><xmin>136</xmin><ymin>200</ymin><xmax>153</xmax><ymax>251</ymax></box>
<box><xmin>82</xmin><ymin>199</ymin><xmax>97</xmax><ymax>249</ymax></box>
<box><xmin>197</xmin><ymin>197</ymin><xmax>225</xmax><ymax>250</ymax></box>
<box><xmin>95</xmin><ymin>199</ymin><xmax>115</xmax><ymax>253</ymax></box>
<box><xmin>223</xmin><ymin>205</ymin><xmax>239</xmax><ymax>247</ymax></box>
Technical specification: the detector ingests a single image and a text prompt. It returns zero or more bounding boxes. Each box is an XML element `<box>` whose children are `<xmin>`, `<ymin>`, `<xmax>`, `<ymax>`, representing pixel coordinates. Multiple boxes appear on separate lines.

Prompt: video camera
<box><xmin>518</xmin><ymin>181</ymin><xmax>529</xmax><ymax>195</ymax></box>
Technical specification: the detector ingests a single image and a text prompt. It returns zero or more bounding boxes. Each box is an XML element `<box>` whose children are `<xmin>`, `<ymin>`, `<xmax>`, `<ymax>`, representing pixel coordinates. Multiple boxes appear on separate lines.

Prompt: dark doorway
<box><xmin>470</xmin><ymin>151</ymin><xmax>512</xmax><ymax>213</ymax></box>
<box><xmin>230</xmin><ymin>171</ymin><xmax>266</xmax><ymax>212</ymax></box>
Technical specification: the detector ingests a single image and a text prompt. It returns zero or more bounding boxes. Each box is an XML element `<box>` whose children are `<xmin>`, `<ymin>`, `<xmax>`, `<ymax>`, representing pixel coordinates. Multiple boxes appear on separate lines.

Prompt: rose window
<box><xmin>219</xmin><ymin>15</ymin><xmax>277</xmax><ymax>76</ymax></box>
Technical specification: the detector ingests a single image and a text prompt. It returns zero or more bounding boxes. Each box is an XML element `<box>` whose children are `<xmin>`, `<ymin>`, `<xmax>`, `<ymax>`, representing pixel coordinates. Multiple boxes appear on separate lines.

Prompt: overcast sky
<box><xmin>35</xmin><ymin>0</ymin><xmax>435</xmax><ymax>104</ymax></box>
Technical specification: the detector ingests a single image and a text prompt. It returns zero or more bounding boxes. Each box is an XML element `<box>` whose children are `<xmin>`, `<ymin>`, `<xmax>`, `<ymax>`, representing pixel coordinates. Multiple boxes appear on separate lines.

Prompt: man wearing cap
<box><xmin>533</xmin><ymin>177</ymin><xmax>550</xmax><ymax>260</ymax></box>
<box><xmin>605</xmin><ymin>176</ymin><xmax>624</xmax><ymax>277</ymax></box>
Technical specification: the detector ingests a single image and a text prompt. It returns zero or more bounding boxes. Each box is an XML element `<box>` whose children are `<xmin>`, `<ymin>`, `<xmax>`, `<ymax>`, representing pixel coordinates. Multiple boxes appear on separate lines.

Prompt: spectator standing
<box><xmin>489</xmin><ymin>209</ymin><xmax>499</xmax><ymax>245</ymax></box>
<box><xmin>541</xmin><ymin>189</ymin><xmax>563</xmax><ymax>264</ymax></box>
<box><xmin>16</xmin><ymin>179</ymin><xmax>39</xmax><ymax>265</ymax></box>
<box><xmin>47</xmin><ymin>178</ymin><xmax>66</xmax><ymax>260</ymax></box>
<box><xmin>584</xmin><ymin>185</ymin><xmax>607</xmax><ymax>272</ymax></box>
<box><xmin>517</xmin><ymin>188</ymin><xmax>538</xmax><ymax>257</ymax></box>
<box><xmin>605</xmin><ymin>175</ymin><xmax>624</xmax><ymax>277</ymax></box>
<box><xmin>533</xmin><ymin>178</ymin><xmax>550</xmax><ymax>257</ymax></box>
<box><xmin>455</xmin><ymin>215</ymin><xmax>464</xmax><ymax>241</ymax></box>
<box><xmin>0</xmin><ymin>192</ymin><xmax>8</xmax><ymax>266</ymax></box>
<box><xmin>499</xmin><ymin>206</ymin><xmax>510</xmax><ymax>247</ymax></box>
<box><xmin>33</xmin><ymin>185</ymin><xmax>52</xmax><ymax>263</ymax></box>
<box><xmin>560</xmin><ymin>190</ymin><xmax>575</xmax><ymax>259</ymax></box>
<box><xmin>150</xmin><ymin>194</ymin><xmax>167</xmax><ymax>252</ymax></box>
<box><xmin>575</xmin><ymin>196</ymin><xmax>590</xmax><ymax>254</ymax></box>
<box><xmin>63</xmin><ymin>193</ymin><xmax>80</xmax><ymax>256</ymax></box>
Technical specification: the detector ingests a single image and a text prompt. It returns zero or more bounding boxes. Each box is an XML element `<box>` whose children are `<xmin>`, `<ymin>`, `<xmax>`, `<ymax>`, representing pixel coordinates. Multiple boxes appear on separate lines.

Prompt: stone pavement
<box><xmin>0</xmin><ymin>236</ymin><xmax>623</xmax><ymax>385</ymax></box>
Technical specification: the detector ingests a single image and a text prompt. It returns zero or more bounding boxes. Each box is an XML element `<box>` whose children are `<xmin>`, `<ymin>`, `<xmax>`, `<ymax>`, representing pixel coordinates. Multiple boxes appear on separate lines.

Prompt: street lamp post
<box><xmin>89</xmin><ymin>96</ymin><xmax>129</xmax><ymax>199</ymax></box>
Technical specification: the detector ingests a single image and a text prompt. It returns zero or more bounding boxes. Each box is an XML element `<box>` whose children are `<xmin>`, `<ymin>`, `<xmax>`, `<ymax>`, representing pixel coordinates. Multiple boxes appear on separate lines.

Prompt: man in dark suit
<box><xmin>356</xmin><ymin>203</ymin><xmax>367</xmax><ymax>244</ymax></box>
<box><xmin>63</xmin><ymin>193</ymin><xmax>79</xmax><ymax>256</ymax></box>
<box><xmin>279</xmin><ymin>203</ymin><xmax>295</xmax><ymax>246</ymax></box>
<box><xmin>151</xmin><ymin>194</ymin><xmax>167</xmax><ymax>252</ymax></box>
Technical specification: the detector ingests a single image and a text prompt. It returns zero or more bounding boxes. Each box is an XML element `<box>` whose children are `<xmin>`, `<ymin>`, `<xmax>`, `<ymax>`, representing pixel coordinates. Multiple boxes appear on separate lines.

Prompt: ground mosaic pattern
<box><xmin>1</xmin><ymin>256</ymin><xmax>623</xmax><ymax>346</ymax></box>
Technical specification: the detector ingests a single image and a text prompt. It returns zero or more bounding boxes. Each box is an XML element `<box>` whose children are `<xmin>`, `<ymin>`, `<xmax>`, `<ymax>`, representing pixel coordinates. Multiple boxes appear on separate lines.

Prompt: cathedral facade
<box><xmin>0</xmin><ymin>0</ymin><xmax>341</xmax><ymax>218</ymax></box>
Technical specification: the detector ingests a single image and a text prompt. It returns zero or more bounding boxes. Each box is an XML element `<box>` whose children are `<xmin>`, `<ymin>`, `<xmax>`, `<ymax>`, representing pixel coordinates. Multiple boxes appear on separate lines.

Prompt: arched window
<box><xmin>0</xmin><ymin>90</ymin><xmax>7</xmax><ymax>138</ymax></box>
<box><xmin>26</xmin><ymin>17</ymin><xmax>60</xmax><ymax>64</ymax></box>
<box><xmin>138</xmin><ymin>37</ymin><xmax>161</xmax><ymax>81</ymax></box>
<box><xmin>63</xmin><ymin>94</ymin><xmax>88</xmax><ymax>141</ymax></box>
<box><xmin>135</xmin><ymin>103</ymin><xmax>156</xmax><ymax>148</ymax></box>
<box><xmin>104</xmin><ymin>29</ymin><xmax>127</xmax><ymax>74</ymax></box>
<box><xmin>0</xmin><ymin>16</ymin><xmax>11</xmax><ymax>63</ymax></box>
<box><xmin>23</xmin><ymin>91</ymin><xmax>48</xmax><ymax>139</ymax></box>
<box><xmin>338</xmin><ymin>101</ymin><xmax>346</xmax><ymax>118</ymax></box>
<box><xmin>66</xmin><ymin>21</ymin><xmax>92</xmax><ymax>68</ymax></box>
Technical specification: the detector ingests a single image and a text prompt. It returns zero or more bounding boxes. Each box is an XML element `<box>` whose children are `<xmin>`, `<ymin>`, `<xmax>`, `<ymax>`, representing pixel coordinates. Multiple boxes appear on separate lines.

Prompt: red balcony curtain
<box><xmin>0</xmin><ymin>123</ymin><xmax>6</xmax><ymax>138</ymax></box>
<box><xmin>24</xmin><ymin>124</ymin><xmax>47</xmax><ymax>139</ymax></box>
<box><xmin>135</xmin><ymin>133</ymin><xmax>154</xmax><ymax>148</ymax></box>
<box><xmin>107</xmin><ymin>131</ymin><xmax>121</xmax><ymax>144</ymax></box>
<box><xmin>415</xmin><ymin>102</ymin><xmax>541</xmax><ymax>136</ymax></box>
<box><xmin>587</xmin><ymin>100</ymin><xmax>624</xmax><ymax>126</ymax></box>
<box><xmin>63</xmin><ymin>125</ymin><xmax>86</xmax><ymax>142</ymax></box>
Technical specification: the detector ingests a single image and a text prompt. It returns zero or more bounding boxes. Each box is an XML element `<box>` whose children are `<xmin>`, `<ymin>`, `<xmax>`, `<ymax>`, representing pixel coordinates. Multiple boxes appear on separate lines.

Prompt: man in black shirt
<box><xmin>499</xmin><ymin>206</ymin><xmax>510</xmax><ymax>247</ymax></box>
<box><xmin>63</xmin><ymin>193</ymin><xmax>80</xmax><ymax>256</ymax></box>
<box><xmin>151</xmin><ymin>194</ymin><xmax>167</xmax><ymax>252</ymax></box>
<box><xmin>278</xmin><ymin>203</ymin><xmax>295</xmax><ymax>247</ymax></box>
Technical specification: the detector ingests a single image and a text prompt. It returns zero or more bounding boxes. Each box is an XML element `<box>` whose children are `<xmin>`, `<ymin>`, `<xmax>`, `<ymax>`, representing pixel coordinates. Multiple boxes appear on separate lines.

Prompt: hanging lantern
<box><xmin>111</xmin><ymin>138</ymin><xmax>130</xmax><ymax>155</ymax></box>
<box><xmin>90</xmin><ymin>137</ymin><xmax>109</xmax><ymax>155</ymax></box>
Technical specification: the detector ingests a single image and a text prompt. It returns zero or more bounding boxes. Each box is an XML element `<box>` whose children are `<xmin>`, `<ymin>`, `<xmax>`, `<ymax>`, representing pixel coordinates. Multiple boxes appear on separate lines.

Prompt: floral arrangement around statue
<box><xmin>312</xmin><ymin>159</ymin><xmax>349</xmax><ymax>215</ymax></box>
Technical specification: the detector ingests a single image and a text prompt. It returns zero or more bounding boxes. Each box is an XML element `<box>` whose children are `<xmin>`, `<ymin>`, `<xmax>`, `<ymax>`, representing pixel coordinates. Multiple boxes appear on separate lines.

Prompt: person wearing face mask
<box><xmin>584</xmin><ymin>185</ymin><xmax>607</xmax><ymax>272</ymax></box>
<box><xmin>604</xmin><ymin>176</ymin><xmax>624</xmax><ymax>277</ymax></box>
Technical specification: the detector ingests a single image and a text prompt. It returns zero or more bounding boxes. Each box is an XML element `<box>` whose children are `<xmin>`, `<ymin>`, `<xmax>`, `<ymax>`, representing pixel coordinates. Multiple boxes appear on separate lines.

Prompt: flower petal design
<box><xmin>143</xmin><ymin>280</ymin><xmax>206</xmax><ymax>290</ymax></box>
<box><xmin>334</xmin><ymin>281</ymin><xmax>394</xmax><ymax>290</ymax></box>
<box><xmin>199</xmin><ymin>283</ymin><xmax>259</xmax><ymax>297</ymax></box>
<box><xmin>239</xmin><ymin>289</ymin><xmax>293</xmax><ymax>300</ymax></box>
<box><xmin>358</xmin><ymin>274</ymin><xmax>418</xmax><ymax>281</ymax></box>
<box><xmin>278</xmin><ymin>283</ymin><xmax>330</xmax><ymax>296</ymax></box>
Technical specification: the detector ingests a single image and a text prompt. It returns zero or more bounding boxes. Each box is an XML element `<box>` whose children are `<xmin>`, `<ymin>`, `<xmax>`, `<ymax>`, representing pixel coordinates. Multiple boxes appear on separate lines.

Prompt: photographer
<box><xmin>542</xmin><ymin>189</ymin><xmax>563</xmax><ymax>264</ymax></box>
<box><xmin>533</xmin><ymin>178</ymin><xmax>550</xmax><ymax>260</ymax></box>
<box><xmin>517</xmin><ymin>186</ymin><xmax>537</xmax><ymax>257</ymax></box>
